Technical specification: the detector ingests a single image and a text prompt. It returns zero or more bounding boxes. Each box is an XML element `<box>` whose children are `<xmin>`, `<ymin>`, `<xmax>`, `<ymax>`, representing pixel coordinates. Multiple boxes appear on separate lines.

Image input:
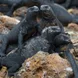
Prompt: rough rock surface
<box><xmin>68</xmin><ymin>23</ymin><xmax>78</xmax><ymax>31</ymax></box>
<box><xmin>0</xmin><ymin>5</ymin><xmax>77</xmax><ymax>78</ymax></box>
<box><xmin>65</xmin><ymin>27</ymin><xmax>78</xmax><ymax>44</ymax></box>
<box><xmin>0</xmin><ymin>66</ymin><xmax>8</xmax><ymax>78</ymax></box>
<box><xmin>0</xmin><ymin>23</ymin><xmax>10</xmax><ymax>34</ymax></box>
<box><xmin>0</xmin><ymin>15</ymin><xmax>20</xmax><ymax>30</ymax></box>
<box><xmin>16</xmin><ymin>51</ymin><xmax>73</xmax><ymax>78</ymax></box>
<box><xmin>64</xmin><ymin>27</ymin><xmax>78</xmax><ymax>61</ymax></box>
<box><xmin>13</xmin><ymin>6</ymin><xmax>28</xmax><ymax>17</ymax></box>
<box><xmin>68</xmin><ymin>8</ymin><xmax>78</xmax><ymax>15</ymax></box>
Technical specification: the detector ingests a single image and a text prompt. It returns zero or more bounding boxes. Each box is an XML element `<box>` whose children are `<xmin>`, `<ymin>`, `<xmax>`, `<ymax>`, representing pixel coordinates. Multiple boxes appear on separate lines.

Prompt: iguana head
<box><xmin>54</xmin><ymin>33</ymin><xmax>71</xmax><ymax>47</ymax></box>
<box><xmin>26</xmin><ymin>6</ymin><xmax>39</xmax><ymax>21</ymax></box>
<box><xmin>41</xmin><ymin>26</ymin><xmax>61</xmax><ymax>43</ymax></box>
<box><xmin>40</xmin><ymin>5</ymin><xmax>55</xmax><ymax>20</ymax></box>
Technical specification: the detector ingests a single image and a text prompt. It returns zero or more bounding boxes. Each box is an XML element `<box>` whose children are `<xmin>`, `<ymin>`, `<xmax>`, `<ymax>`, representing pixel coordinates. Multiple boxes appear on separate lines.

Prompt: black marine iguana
<box><xmin>1</xmin><ymin>25</ymin><xmax>77</xmax><ymax>77</ymax></box>
<box><xmin>0</xmin><ymin>3</ymin><xmax>74</xmax><ymax>56</ymax></box>
<box><xmin>53</xmin><ymin>33</ymin><xmax>78</xmax><ymax>78</ymax></box>
<box><xmin>0</xmin><ymin>26</ymin><xmax>61</xmax><ymax>76</ymax></box>
<box><xmin>39</xmin><ymin>4</ymin><xmax>78</xmax><ymax>28</ymax></box>
<box><xmin>0</xmin><ymin>6</ymin><xmax>41</xmax><ymax>57</ymax></box>
<box><xmin>53</xmin><ymin>0</ymin><xmax>78</xmax><ymax>9</ymax></box>
<box><xmin>53</xmin><ymin>0</ymin><xmax>71</xmax><ymax>8</ymax></box>
<box><xmin>0</xmin><ymin>0</ymin><xmax>48</xmax><ymax>16</ymax></box>
<box><xmin>47</xmin><ymin>4</ymin><xmax>78</xmax><ymax>25</ymax></box>
<box><xmin>1</xmin><ymin>0</ymin><xmax>78</xmax><ymax>25</ymax></box>
<box><xmin>40</xmin><ymin>5</ymin><xmax>78</xmax><ymax>78</ymax></box>
<box><xmin>40</xmin><ymin>4</ymin><xmax>64</xmax><ymax>32</ymax></box>
<box><xmin>0</xmin><ymin>36</ymin><xmax>50</xmax><ymax>76</ymax></box>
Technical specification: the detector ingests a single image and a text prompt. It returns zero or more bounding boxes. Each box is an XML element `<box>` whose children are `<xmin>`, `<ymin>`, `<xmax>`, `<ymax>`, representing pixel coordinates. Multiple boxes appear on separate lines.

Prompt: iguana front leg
<box><xmin>8</xmin><ymin>63</ymin><xmax>20</xmax><ymax>76</ymax></box>
<box><xmin>0</xmin><ymin>35</ymin><xmax>8</xmax><ymax>57</ymax></box>
<box><xmin>18</xmin><ymin>26</ymin><xmax>23</xmax><ymax>52</ymax></box>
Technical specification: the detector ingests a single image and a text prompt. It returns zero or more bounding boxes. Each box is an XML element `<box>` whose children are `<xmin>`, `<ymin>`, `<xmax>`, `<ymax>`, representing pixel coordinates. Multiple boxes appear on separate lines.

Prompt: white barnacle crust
<box><xmin>18</xmin><ymin>69</ymin><xmax>25</xmax><ymax>76</ymax></box>
<box><xmin>26</xmin><ymin>61</ymin><xmax>31</xmax><ymax>67</ymax></box>
<box><xmin>42</xmin><ymin>70</ymin><xmax>47</xmax><ymax>78</ymax></box>
<box><xmin>64</xmin><ymin>67</ymin><xmax>73</xmax><ymax>72</ymax></box>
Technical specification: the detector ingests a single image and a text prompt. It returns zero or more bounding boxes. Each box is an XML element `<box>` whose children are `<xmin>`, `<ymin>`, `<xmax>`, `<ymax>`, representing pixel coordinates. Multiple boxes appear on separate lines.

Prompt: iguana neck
<box><xmin>26</xmin><ymin>13</ymin><xmax>37</xmax><ymax>25</ymax></box>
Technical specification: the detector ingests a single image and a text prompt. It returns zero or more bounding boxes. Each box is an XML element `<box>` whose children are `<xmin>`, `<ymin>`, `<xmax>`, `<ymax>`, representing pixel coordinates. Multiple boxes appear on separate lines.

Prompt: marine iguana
<box><xmin>40</xmin><ymin>6</ymin><xmax>78</xmax><ymax>77</ymax></box>
<box><xmin>24</xmin><ymin>26</ymin><xmax>78</xmax><ymax>78</ymax></box>
<box><xmin>41</xmin><ymin>26</ymin><xmax>61</xmax><ymax>50</ymax></box>
<box><xmin>53</xmin><ymin>0</ymin><xmax>78</xmax><ymax>8</ymax></box>
<box><xmin>0</xmin><ymin>26</ymin><xmax>61</xmax><ymax>76</ymax></box>
<box><xmin>0</xmin><ymin>0</ymin><xmax>49</xmax><ymax>16</ymax></box>
<box><xmin>53</xmin><ymin>0</ymin><xmax>71</xmax><ymax>8</ymax></box>
<box><xmin>1</xmin><ymin>0</ymin><xmax>78</xmax><ymax>25</ymax></box>
<box><xmin>0</xmin><ymin>37</ymin><xmax>50</xmax><ymax>76</ymax></box>
<box><xmin>40</xmin><ymin>4</ymin><xmax>64</xmax><ymax>32</ymax></box>
<box><xmin>0</xmin><ymin>6</ymin><xmax>41</xmax><ymax>57</ymax></box>
<box><xmin>42</xmin><ymin>27</ymin><xmax>78</xmax><ymax>78</ymax></box>
<box><xmin>53</xmin><ymin>33</ymin><xmax>78</xmax><ymax>78</ymax></box>
<box><xmin>40</xmin><ymin>4</ymin><xmax>78</xmax><ymax>25</ymax></box>
<box><xmin>54</xmin><ymin>33</ymin><xmax>70</xmax><ymax>47</ymax></box>
<box><xmin>1</xmin><ymin>3</ymin><xmax>75</xmax><ymax>56</ymax></box>
<box><xmin>1</xmin><ymin>26</ymin><xmax>77</xmax><ymax>77</ymax></box>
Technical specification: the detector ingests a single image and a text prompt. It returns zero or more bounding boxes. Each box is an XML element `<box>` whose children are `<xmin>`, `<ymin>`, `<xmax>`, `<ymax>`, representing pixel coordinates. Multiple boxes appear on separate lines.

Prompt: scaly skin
<box><xmin>0</xmin><ymin>6</ymin><xmax>41</xmax><ymax>57</ymax></box>
<box><xmin>40</xmin><ymin>6</ymin><xmax>78</xmax><ymax>77</ymax></box>
<box><xmin>53</xmin><ymin>31</ymin><xmax>78</xmax><ymax>78</ymax></box>
<box><xmin>53</xmin><ymin>0</ymin><xmax>71</xmax><ymax>8</ymax></box>
<box><xmin>1</xmin><ymin>26</ymin><xmax>77</xmax><ymax>77</ymax></box>
<box><xmin>40</xmin><ymin>4</ymin><xmax>78</xmax><ymax>26</ymax></box>
<box><xmin>1</xmin><ymin>0</ymin><xmax>78</xmax><ymax>25</ymax></box>
<box><xmin>0</xmin><ymin>0</ymin><xmax>49</xmax><ymax>16</ymax></box>
<box><xmin>40</xmin><ymin>5</ymin><xmax>64</xmax><ymax>32</ymax></box>
<box><xmin>53</xmin><ymin>0</ymin><xmax>78</xmax><ymax>8</ymax></box>
<box><xmin>41</xmin><ymin>26</ymin><xmax>62</xmax><ymax>51</ymax></box>
<box><xmin>41</xmin><ymin>26</ymin><xmax>61</xmax><ymax>44</ymax></box>
<box><xmin>0</xmin><ymin>26</ymin><xmax>61</xmax><ymax>76</ymax></box>
<box><xmin>0</xmin><ymin>36</ymin><xmax>50</xmax><ymax>76</ymax></box>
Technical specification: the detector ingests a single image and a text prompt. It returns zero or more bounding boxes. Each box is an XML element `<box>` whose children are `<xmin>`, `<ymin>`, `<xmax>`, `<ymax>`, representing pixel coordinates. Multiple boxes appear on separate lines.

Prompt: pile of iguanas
<box><xmin>0</xmin><ymin>0</ymin><xmax>78</xmax><ymax>78</ymax></box>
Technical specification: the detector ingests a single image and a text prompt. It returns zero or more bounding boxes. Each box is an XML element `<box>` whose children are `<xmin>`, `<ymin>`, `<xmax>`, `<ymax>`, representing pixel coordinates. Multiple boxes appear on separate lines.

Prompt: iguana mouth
<box><xmin>43</xmin><ymin>12</ymin><xmax>50</xmax><ymax>18</ymax></box>
<box><xmin>40</xmin><ymin>5</ymin><xmax>54</xmax><ymax>20</ymax></box>
<box><xmin>42</xmin><ymin>11</ymin><xmax>54</xmax><ymax>21</ymax></box>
